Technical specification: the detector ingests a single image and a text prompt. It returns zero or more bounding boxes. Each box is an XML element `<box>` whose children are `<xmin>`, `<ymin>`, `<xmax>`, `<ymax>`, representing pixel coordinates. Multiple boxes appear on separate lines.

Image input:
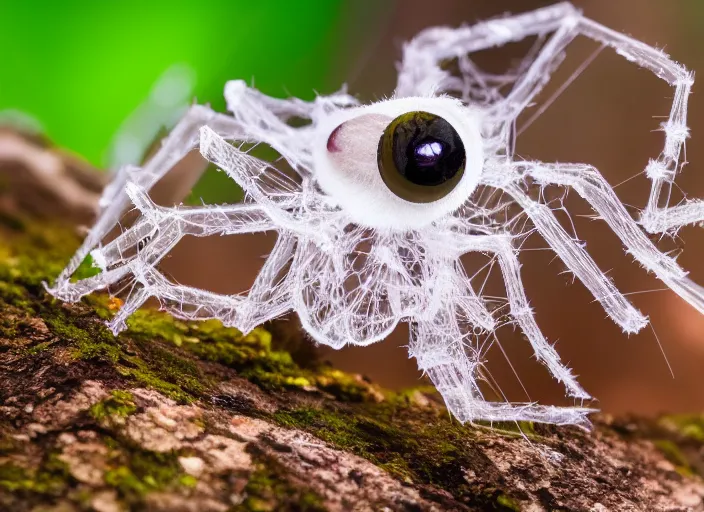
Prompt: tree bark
<box><xmin>1</xmin><ymin>129</ymin><xmax>703</xmax><ymax>512</ymax></box>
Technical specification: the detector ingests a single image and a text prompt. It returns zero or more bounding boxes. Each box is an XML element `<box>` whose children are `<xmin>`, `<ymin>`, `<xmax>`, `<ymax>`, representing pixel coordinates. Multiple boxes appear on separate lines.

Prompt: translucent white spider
<box><xmin>48</xmin><ymin>2</ymin><xmax>704</xmax><ymax>427</ymax></box>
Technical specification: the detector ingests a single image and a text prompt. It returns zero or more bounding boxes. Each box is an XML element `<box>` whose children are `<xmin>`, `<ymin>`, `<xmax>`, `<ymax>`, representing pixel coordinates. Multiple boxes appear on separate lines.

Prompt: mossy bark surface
<box><xmin>1</xmin><ymin>131</ymin><xmax>704</xmax><ymax>511</ymax></box>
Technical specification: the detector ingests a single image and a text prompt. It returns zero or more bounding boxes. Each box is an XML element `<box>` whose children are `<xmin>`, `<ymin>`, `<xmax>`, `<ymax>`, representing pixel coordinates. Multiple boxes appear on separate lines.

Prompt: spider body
<box><xmin>50</xmin><ymin>2</ymin><xmax>704</xmax><ymax>427</ymax></box>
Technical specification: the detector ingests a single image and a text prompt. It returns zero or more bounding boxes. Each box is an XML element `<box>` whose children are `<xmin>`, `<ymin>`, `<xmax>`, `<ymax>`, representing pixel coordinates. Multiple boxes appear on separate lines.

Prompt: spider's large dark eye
<box><xmin>377</xmin><ymin>111</ymin><xmax>466</xmax><ymax>203</ymax></box>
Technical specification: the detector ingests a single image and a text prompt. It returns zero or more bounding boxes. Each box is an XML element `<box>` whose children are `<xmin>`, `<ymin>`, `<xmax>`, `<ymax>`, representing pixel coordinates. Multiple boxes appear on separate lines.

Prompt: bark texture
<box><xmin>1</xmin><ymin>129</ymin><xmax>704</xmax><ymax>512</ymax></box>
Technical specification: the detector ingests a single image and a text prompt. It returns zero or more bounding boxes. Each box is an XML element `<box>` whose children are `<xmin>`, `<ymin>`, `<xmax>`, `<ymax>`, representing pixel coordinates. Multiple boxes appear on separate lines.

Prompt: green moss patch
<box><xmin>659</xmin><ymin>414</ymin><xmax>704</xmax><ymax>443</ymax></box>
<box><xmin>126</xmin><ymin>311</ymin><xmax>380</xmax><ymax>403</ymax></box>
<box><xmin>103</xmin><ymin>444</ymin><xmax>193</xmax><ymax>501</ymax></box>
<box><xmin>0</xmin><ymin>219</ymin><xmax>80</xmax><ymax>290</ymax></box>
<box><xmin>0</xmin><ymin>455</ymin><xmax>70</xmax><ymax>497</ymax></box>
<box><xmin>235</xmin><ymin>465</ymin><xmax>325</xmax><ymax>512</ymax></box>
<box><xmin>90</xmin><ymin>390</ymin><xmax>137</xmax><ymax>421</ymax></box>
<box><xmin>496</xmin><ymin>492</ymin><xmax>522</xmax><ymax>511</ymax></box>
<box><xmin>40</xmin><ymin>304</ymin><xmax>205</xmax><ymax>403</ymax></box>
<box><xmin>273</xmin><ymin>403</ymin><xmax>501</xmax><ymax>502</ymax></box>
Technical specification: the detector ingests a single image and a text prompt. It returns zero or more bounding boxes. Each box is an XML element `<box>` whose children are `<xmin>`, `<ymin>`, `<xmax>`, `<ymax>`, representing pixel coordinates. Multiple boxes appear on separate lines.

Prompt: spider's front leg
<box><xmin>51</xmin><ymin>129</ymin><xmax>310</xmax><ymax>334</ymax></box>
<box><xmin>102</xmin><ymin>181</ymin><xmax>294</xmax><ymax>335</ymax></box>
<box><xmin>54</xmin><ymin>81</ymin><xmax>354</xmax><ymax>289</ymax></box>
<box><xmin>49</xmin><ymin>138</ymin><xmax>282</xmax><ymax>300</ymax></box>
<box><xmin>50</xmin><ymin>117</ymin><xmax>306</xmax><ymax>299</ymax></box>
<box><xmin>518</xmin><ymin>162</ymin><xmax>704</xmax><ymax>315</ymax></box>
<box><xmin>107</xmin><ymin>231</ymin><xmax>297</xmax><ymax>335</ymax></box>
<box><xmin>101</xmin><ymin>189</ymin><xmax>294</xmax><ymax>337</ymax></box>
<box><xmin>56</xmin><ymin>105</ymin><xmax>245</xmax><ymax>285</ymax></box>
<box><xmin>49</xmin><ymin>190</ymin><xmax>274</xmax><ymax>304</ymax></box>
<box><xmin>409</xmin><ymin>299</ymin><xmax>593</xmax><ymax>427</ymax></box>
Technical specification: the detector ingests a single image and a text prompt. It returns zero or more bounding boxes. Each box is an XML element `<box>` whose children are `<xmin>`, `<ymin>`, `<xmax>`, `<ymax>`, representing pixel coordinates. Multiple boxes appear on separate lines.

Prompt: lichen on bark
<box><xmin>1</xmin><ymin>130</ymin><xmax>704</xmax><ymax>511</ymax></box>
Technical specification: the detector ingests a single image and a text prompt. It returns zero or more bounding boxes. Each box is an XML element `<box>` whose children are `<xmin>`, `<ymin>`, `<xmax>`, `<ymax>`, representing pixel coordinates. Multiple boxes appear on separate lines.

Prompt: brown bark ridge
<box><xmin>1</xmin><ymin>128</ymin><xmax>703</xmax><ymax>512</ymax></box>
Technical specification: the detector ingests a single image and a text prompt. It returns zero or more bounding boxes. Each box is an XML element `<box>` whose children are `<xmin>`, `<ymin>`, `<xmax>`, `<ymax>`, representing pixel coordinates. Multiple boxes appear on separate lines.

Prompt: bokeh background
<box><xmin>3</xmin><ymin>0</ymin><xmax>704</xmax><ymax>416</ymax></box>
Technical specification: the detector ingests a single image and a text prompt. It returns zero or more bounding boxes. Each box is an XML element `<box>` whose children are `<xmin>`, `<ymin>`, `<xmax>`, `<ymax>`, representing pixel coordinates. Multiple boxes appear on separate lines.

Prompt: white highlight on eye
<box><xmin>416</xmin><ymin>141</ymin><xmax>442</xmax><ymax>160</ymax></box>
<box><xmin>312</xmin><ymin>96</ymin><xmax>484</xmax><ymax>230</ymax></box>
<box><xmin>48</xmin><ymin>3</ymin><xmax>704</xmax><ymax>428</ymax></box>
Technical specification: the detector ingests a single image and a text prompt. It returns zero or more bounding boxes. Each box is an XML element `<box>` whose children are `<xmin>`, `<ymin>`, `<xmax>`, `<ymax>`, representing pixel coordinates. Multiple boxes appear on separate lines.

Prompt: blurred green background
<box><xmin>0</xmin><ymin>0</ymin><xmax>363</xmax><ymax>166</ymax></box>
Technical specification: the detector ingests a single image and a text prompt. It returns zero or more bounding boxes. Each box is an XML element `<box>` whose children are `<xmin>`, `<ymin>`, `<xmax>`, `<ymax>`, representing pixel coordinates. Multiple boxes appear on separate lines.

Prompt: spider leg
<box><xmin>107</xmin><ymin>265</ymin><xmax>243</xmax><ymax>334</ymax></box>
<box><xmin>409</xmin><ymin>301</ymin><xmax>593</xmax><ymax>427</ymax></box>
<box><xmin>446</xmin><ymin>261</ymin><xmax>497</xmax><ymax>333</ymax></box>
<box><xmin>490</xmin><ymin>6</ymin><xmax>695</xmax><ymax>226</ymax></box>
<box><xmin>51</xmin><ymin>113</ymin><xmax>312</xmax><ymax>304</ymax></box>
<box><xmin>56</xmin><ymin>105</ymin><xmax>245</xmax><ymax>285</ymax></box>
<box><xmin>197</xmin><ymin>127</ymin><xmax>305</xmax><ymax>227</ymax></box>
<box><xmin>107</xmin><ymin>232</ymin><xmax>296</xmax><ymax>335</ymax></box>
<box><xmin>520</xmin><ymin>162</ymin><xmax>704</xmax><ymax>314</ymax></box>
<box><xmin>48</xmin><ymin>213</ymin><xmax>184</xmax><ymax>304</ymax></box>
<box><xmin>95</xmin><ymin>201</ymin><xmax>271</xmax><ymax>270</ymax></box>
<box><xmin>54</xmin><ymin>81</ymin><xmax>349</xmax><ymax>288</ymax></box>
<box><xmin>236</xmin><ymin>232</ymin><xmax>297</xmax><ymax>333</ymax></box>
<box><xmin>641</xmin><ymin>200</ymin><xmax>704</xmax><ymax>234</ymax></box>
<box><xmin>223</xmin><ymin>80</ymin><xmax>358</xmax><ymax>171</ymax></box>
<box><xmin>456</xmin><ymin>233</ymin><xmax>590</xmax><ymax>400</ymax></box>
<box><xmin>104</xmin><ymin>181</ymin><xmax>294</xmax><ymax>335</ymax></box>
<box><xmin>101</xmin><ymin>182</ymin><xmax>274</xmax><ymax>270</ymax></box>
<box><xmin>482</xmin><ymin>168</ymin><xmax>648</xmax><ymax>334</ymax></box>
<box><xmin>394</xmin><ymin>2</ymin><xmax>579</xmax><ymax>98</ymax></box>
<box><xmin>48</xmin><ymin>184</ymin><xmax>275</xmax><ymax>303</ymax></box>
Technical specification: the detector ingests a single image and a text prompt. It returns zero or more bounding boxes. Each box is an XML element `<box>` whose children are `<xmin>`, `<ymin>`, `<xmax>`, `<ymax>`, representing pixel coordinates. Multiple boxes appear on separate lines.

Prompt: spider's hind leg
<box><xmin>394</xmin><ymin>2</ymin><xmax>580</xmax><ymax>98</ymax></box>
<box><xmin>409</xmin><ymin>317</ymin><xmax>593</xmax><ymax>428</ymax></box>
<box><xmin>640</xmin><ymin>199</ymin><xmax>704</xmax><ymax>235</ymax></box>
<box><xmin>490</xmin><ymin>5</ymin><xmax>698</xmax><ymax>233</ymax></box>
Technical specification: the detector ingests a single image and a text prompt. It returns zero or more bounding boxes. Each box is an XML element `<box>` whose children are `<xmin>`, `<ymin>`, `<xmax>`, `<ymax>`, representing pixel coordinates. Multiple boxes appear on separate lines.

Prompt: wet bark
<box><xmin>1</xmin><ymin>129</ymin><xmax>703</xmax><ymax>512</ymax></box>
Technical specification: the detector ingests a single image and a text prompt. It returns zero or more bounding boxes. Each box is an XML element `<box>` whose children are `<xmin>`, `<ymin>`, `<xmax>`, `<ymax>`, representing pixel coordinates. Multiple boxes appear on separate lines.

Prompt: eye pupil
<box><xmin>378</xmin><ymin>111</ymin><xmax>466</xmax><ymax>203</ymax></box>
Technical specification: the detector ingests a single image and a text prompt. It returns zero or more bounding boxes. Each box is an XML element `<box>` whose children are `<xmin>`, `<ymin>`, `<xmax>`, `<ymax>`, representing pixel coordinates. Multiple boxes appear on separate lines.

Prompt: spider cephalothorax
<box><xmin>49</xmin><ymin>2</ymin><xmax>704</xmax><ymax>427</ymax></box>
